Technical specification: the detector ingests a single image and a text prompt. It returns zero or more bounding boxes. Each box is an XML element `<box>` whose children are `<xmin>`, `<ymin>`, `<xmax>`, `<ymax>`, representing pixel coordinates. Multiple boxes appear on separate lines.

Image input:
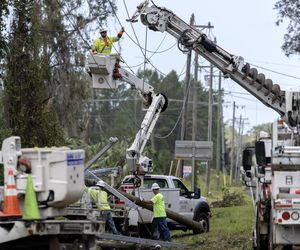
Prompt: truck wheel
<box><xmin>254</xmin><ymin>202</ymin><xmax>268</xmax><ymax>250</ymax></box>
<box><xmin>193</xmin><ymin>212</ymin><xmax>209</xmax><ymax>234</ymax></box>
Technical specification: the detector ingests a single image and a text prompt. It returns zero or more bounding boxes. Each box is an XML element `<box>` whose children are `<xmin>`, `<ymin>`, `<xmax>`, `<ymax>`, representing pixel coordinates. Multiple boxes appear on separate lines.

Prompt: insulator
<box><xmin>256</xmin><ymin>73</ymin><xmax>265</xmax><ymax>91</ymax></box>
<box><xmin>249</xmin><ymin>68</ymin><xmax>258</xmax><ymax>85</ymax></box>
<box><xmin>280</xmin><ymin>90</ymin><xmax>284</xmax><ymax>105</ymax></box>
<box><xmin>264</xmin><ymin>79</ymin><xmax>273</xmax><ymax>96</ymax></box>
<box><xmin>271</xmin><ymin>84</ymin><xmax>281</xmax><ymax>103</ymax></box>
<box><xmin>242</xmin><ymin>63</ymin><xmax>251</xmax><ymax>79</ymax></box>
<box><xmin>257</xmin><ymin>73</ymin><xmax>265</xmax><ymax>84</ymax></box>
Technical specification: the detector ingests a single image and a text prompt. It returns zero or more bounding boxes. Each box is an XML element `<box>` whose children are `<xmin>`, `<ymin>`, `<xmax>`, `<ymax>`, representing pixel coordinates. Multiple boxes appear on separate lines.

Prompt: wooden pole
<box><xmin>121</xmin><ymin>192</ymin><xmax>204</xmax><ymax>233</ymax></box>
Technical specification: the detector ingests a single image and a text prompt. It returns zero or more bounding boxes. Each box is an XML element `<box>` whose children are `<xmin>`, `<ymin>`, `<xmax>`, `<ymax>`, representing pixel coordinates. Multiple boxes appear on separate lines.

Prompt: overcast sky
<box><xmin>99</xmin><ymin>0</ymin><xmax>300</xmax><ymax>133</ymax></box>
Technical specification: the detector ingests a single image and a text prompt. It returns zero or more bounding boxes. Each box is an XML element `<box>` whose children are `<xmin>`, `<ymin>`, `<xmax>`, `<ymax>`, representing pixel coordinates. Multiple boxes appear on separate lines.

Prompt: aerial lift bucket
<box><xmin>86</xmin><ymin>54</ymin><xmax>118</xmax><ymax>89</ymax></box>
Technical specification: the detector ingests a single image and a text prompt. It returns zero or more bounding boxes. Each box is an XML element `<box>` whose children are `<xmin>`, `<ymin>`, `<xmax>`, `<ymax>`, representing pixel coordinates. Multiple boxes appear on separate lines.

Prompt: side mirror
<box><xmin>242</xmin><ymin>148</ymin><xmax>253</xmax><ymax>172</ymax></box>
<box><xmin>194</xmin><ymin>187</ymin><xmax>201</xmax><ymax>199</ymax></box>
<box><xmin>255</xmin><ymin>141</ymin><xmax>266</xmax><ymax>166</ymax></box>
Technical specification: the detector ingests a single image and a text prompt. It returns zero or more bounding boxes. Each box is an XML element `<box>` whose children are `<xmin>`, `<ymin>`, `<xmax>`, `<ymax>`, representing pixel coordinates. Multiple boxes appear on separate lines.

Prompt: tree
<box><xmin>274</xmin><ymin>0</ymin><xmax>300</xmax><ymax>56</ymax></box>
<box><xmin>4</xmin><ymin>0</ymin><xmax>64</xmax><ymax>147</ymax></box>
<box><xmin>248</xmin><ymin>122</ymin><xmax>272</xmax><ymax>137</ymax></box>
<box><xmin>1</xmin><ymin>0</ymin><xmax>118</xmax><ymax>145</ymax></box>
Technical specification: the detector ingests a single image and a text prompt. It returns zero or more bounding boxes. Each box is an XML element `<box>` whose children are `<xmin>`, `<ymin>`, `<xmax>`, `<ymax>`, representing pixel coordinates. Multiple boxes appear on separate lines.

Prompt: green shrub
<box><xmin>211</xmin><ymin>188</ymin><xmax>245</xmax><ymax>207</ymax></box>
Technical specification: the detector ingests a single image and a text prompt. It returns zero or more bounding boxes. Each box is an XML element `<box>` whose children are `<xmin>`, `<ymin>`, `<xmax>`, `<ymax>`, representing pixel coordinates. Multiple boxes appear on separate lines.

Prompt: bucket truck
<box><xmin>86</xmin><ymin>53</ymin><xmax>211</xmax><ymax>235</ymax></box>
<box><xmin>0</xmin><ymin>136</ymin><xmax>104</xmax><ymax>250</ymax></box>
<box><xmin>127</xmin><ymin>1</ymin><xmax>300</xmax><ymax>249</ymax></box>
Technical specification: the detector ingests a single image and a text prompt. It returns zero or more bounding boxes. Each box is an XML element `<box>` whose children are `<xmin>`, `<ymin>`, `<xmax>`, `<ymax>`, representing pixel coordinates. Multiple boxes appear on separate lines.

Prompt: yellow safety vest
<box><xmin>92</xmin><ymin>36</ymin><xmax>120</xmax><ymax>54</ymax></box>
<box><xmin>151</xmin><ymin>193</ymin><xmax>167</xmax><ymax>218</ymax></box>
<box><xmin>84</xmin><ymin>186</ymin><xmax>111</xmax><ymax>211</ymax></box>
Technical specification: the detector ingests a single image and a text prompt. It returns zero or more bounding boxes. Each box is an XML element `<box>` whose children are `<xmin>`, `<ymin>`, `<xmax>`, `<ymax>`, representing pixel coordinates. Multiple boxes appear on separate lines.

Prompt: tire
<box><xmin>254</xmin><ymin>201</ymin><xmax>268</xmax><ymax>250</ymax></box>
<box><xmin>193</xmin><ymin>212</ymin><xmax>209</xmax><ymax>234</ymax></box>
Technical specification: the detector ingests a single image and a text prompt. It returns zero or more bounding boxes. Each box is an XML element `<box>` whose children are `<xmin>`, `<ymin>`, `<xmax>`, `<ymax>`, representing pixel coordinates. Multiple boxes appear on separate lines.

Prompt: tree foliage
<box><xmin>3</xmin><ymin>0</ymin><xmax>64</xmax><ymax>147</ymax></box>
<box><xmin>274</xmin><ymin>0</ymin><xmax>300</xmax><ymax>56</ymax></box>
<box><xmin>0</xmin><ymin>0</ymin><xmax>117</xmax><ymax>146</ymax></box>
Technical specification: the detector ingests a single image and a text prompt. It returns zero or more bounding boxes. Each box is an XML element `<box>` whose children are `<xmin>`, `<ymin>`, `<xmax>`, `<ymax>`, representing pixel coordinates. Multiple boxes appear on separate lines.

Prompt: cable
<box><xmin>249</xmin><ymin>63</ymin><xmax>300</xmax><ymax>80</ymax></box>
<box><xmin>154</xmin><ymin>75</ymin><xmax>193</xmax><ymax>139</ymax></box>
<box><xmin>122</xmin><ymin>0</ymin><xmax>171</xmax><ymax>77</ymax></box>
<box><xmin>247</xmin><ymin>59</ymin><xmax>300</xmax><ymax>68</ymax></box>
<box><xmin>56</xmin><ymin>0</ymin><xmax>144</xmax><ymax>132</ymax></box>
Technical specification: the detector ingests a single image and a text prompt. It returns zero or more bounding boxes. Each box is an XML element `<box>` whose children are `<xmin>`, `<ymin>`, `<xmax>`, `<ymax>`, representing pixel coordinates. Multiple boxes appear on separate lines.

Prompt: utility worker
<box><xmin>85</xmin><ymin>180</ymin><xmax>119</xmax><ymax>234</ymax></box>
<box><xmin>142</xmin><ymin>183</ymin><xmax>171</xmax><ymax>241</ymax></box>
<box><xmin>92</xmin><ymin>26</ymin><xmax>125</xmax><ymax>55</ymax></box>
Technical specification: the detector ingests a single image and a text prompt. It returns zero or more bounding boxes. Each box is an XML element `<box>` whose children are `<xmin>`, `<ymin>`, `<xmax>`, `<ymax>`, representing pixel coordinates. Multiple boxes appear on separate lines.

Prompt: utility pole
<box><xmin>216</xmin><ymin>70</ymin><xmax>222</xmax><ymax>188</ymax></box>
<box><xmin>221</xmin><ymin>102</ymin><xmax>226</xmax><ymax>186</ymax></box>
<box><xmin>205</xmin><ymin>62</ymin><xmax>213</xmax><ymax>192</ymax></box>
<box><xmin>234</xmin><ymin>116</ymin><xmax>248</xmax><ymax>182</ymax></box>
<box><xmin>234</xmin><ymin>115</ymin><xmax>242</xmax><ymax>182</ymax></box>
<box><xmin>180</xmin><ymin>14</ymin><xmax>194</xmax><ymax>177</ymax></box>
<box><xmin>230</xmin><ymin>101</ymin><xmax>236</xmax><ymax>185</ymax></box>
<box><xmin>191</xmin><ymin>52</ymin><xmax>198</xmax><ymax>191</ymax></box>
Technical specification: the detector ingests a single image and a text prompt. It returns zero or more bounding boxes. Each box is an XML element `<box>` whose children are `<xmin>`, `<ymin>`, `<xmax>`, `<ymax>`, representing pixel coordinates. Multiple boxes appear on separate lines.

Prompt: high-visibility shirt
<box><xmin>151</xmin><ymin>193</ymin><xmax>166</xmax><ymax>218</ymax></box>
<box><xmin>84</xmin><ymin>186</ymin><xmax>111</xmax><ymax>211</ymax></box>
<box><xmin>92</xmin><ymin>36</ymin><xmax>120</xmax><ymax>54</ymax></box>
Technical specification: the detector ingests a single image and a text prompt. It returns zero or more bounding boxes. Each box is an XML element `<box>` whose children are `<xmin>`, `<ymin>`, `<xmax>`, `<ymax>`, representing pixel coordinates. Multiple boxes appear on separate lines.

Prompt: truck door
<box><xmin>173</xmin><ymin>179</ymin><xmax>193</xmax><ymax>218</ymax></box>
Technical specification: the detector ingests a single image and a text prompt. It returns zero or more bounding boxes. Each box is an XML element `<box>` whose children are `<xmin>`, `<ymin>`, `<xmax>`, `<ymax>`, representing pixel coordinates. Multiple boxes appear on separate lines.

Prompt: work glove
<box><xmin>120</xmin><ymin>26</ymin><xmax>125</xmax><ymax>33</ymax></box>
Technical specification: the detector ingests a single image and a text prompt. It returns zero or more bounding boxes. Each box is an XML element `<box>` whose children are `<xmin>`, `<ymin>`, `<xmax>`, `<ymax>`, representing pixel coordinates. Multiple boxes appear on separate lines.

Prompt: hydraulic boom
<box><xmin>129</xmin><ymin>1</ymin><xmax>300</xmax><ymax>128</ymax></box>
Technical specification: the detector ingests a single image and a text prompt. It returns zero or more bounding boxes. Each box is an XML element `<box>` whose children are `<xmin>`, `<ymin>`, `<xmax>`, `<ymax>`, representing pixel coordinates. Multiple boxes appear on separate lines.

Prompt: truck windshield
<box><xmin>173</xmin><ymin>179</ymin><xmax>189</xmax><ymax>196</ymax></box>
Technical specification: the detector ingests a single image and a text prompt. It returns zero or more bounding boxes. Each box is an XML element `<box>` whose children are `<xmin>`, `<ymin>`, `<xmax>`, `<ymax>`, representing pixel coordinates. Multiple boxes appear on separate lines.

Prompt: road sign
<box><xmin>183</xmin><ymin>166</ymin><xmax>192</xmax><ymax>177</ymax></box>
<box><xmin>175</xmin><ymin>141</ymin><xmax>213</xmax><ymax>160</ymax></box>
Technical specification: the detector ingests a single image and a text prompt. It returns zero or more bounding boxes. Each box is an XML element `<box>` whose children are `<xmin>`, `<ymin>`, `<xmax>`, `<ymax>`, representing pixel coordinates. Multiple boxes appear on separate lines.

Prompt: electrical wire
<box><xmin>56</xmin><ymin>0</ymin><xmax>144</xmax><ymax>134</ymax></box>
<box><xmin>154</xmin><ymin>75</ymin><xmax>193</xmax><ymax>139</ymax></box>
<box><xmin>249</xmin><ymin>63</ymin><xmax>300</xmax><ymax>80</ymax></box>
<box><xmin>122</xmin><ymin>0</ymin><xmax>172</xmax><ymax>77</ymax></box>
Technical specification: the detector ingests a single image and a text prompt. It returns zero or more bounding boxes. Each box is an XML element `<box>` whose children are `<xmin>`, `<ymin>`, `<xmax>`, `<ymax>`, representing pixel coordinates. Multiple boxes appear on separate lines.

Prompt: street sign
<box><xmin>183</xmin><ymin>166</ymin><xmax>192</xmax><ymax>177</ymax></box>
<box><xmin>175</xmin><ymin>140</ymin><xmax>213</xmax><ymax>160</ymax></box>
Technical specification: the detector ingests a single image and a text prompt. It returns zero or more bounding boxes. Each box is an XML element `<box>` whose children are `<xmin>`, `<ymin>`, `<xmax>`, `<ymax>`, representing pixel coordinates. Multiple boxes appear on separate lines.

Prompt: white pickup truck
<box><xmin>113</xmin><ymin>174</ymin><xmax>211</xmax><ymax>236</ymax></box>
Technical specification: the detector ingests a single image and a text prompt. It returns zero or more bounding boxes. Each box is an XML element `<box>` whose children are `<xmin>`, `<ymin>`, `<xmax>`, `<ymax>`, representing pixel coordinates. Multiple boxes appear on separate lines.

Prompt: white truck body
<box><xmin>119</xmin><ymin>174</ymin><xmax>210</xmax><ymax>230</ymax></box>
<box><xmin>241</xmin><ymin>120</ymin><xmax>300</xmax><ymax>249</ymax></box>
<box><xmin>0</xmin><ymin>137</ymin><xmax>104</xmax><ymax>249</ymax></box>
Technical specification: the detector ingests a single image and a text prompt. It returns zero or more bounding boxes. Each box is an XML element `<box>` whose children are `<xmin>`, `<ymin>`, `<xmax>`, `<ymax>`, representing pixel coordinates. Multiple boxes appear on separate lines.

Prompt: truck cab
<box><xmin>118</xmin><ymin>174</ymin><xmax>211</xmax><ymax>234</ymax></box>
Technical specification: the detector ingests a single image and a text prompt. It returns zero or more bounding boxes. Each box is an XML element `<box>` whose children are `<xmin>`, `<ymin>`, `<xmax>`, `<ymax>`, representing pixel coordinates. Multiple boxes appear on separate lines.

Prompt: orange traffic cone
<box><xmin>0</xmin><ymin>169</ymin><xmax>21</xmax><ymax>217</ymax></box>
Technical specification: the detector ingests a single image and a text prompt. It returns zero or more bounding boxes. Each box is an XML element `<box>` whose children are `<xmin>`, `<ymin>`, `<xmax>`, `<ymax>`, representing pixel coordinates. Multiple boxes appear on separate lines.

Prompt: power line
<box><xmin>249</xmin><ymin>62</ymin><xmax>300</xmax><ymax>80</ymax></box>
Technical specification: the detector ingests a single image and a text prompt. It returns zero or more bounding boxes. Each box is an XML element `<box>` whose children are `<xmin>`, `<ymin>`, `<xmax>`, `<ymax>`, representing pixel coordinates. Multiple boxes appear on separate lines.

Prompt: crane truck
<box><xmin>126</xmin><ymin>1</ymin><xmax>300</xmax><ymax>249</ymax></box>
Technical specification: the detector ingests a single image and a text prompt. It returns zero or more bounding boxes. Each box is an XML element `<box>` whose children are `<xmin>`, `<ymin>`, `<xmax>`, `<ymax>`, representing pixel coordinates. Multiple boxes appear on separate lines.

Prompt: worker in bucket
<box><xmin>85</xmin><ymin>180</ymin><xmax>119</xmax><ymax>234</ymax></box>
<box><xmin>91</xmin><ymin>26</ymin><xmax>125</xmax><ymax>55</ymax></box>
<box><xmin>90</xmin><ymin>26</ymin><xmax>125</xmax><ymax>79</ymax></box>
<box><xmin>142</xmin><ymin>183</ymin><xmax>171</xmax><ymax>241</ymax></box>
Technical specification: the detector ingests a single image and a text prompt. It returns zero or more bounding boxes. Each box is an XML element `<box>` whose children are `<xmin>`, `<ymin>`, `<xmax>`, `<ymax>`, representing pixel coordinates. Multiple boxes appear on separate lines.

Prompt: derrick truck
<box><xmin>125</xmin><ymin>1</ymin><xmax>300</xmax><ymax>249</ymax></box>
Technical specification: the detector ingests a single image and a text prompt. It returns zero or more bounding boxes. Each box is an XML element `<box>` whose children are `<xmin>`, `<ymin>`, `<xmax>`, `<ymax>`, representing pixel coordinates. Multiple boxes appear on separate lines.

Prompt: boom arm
<box><xmin>87</xmin><ymin>54</ymin><xmax>168</xmax><ymax>174</ymax></box>
<box><xmin>129</xmin><ymin>1</ymin><xmax>300</xmax><ymax>128</ymax></box>
<box><xmin>126</xmin><ymin>92</ymin><xmax>167</xmax><ymax>174</ymax></box>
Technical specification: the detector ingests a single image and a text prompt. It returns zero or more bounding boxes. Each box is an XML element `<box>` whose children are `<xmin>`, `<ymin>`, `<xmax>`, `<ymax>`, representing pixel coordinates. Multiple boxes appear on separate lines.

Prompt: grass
<box><xmin>172</xmin><ymin>187</ymin><xmax>255</xmax><ymax>250</ymax></box>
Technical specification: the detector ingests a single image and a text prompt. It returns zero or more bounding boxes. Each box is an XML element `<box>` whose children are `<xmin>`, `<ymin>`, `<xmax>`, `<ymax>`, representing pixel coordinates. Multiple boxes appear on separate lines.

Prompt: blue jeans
<box><xmin>102</xmin><ymin>210</ymin><xmax>118</xmax><ymax>234</ymax></box>
<box><xmin>153</xmin><ymin>217</ymin><xmax>171</xmax><ymax>241</ymax></box>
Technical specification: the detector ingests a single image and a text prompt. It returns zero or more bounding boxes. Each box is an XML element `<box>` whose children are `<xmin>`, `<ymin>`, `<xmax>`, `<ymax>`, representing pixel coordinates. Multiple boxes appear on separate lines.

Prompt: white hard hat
<box><xmin>100</xmin><ymin>26</ymin><xmax>108</xmax><ymax>33</ymax></box>
<box><xmin>151</xmin><ymin>183</ymin><xmax>160</xmax><ymax>190</ymax></box>
<box><xmin>96</xmin><ymin>180</ymin><xmax>105</xmax><ymax>187</ymax></box>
